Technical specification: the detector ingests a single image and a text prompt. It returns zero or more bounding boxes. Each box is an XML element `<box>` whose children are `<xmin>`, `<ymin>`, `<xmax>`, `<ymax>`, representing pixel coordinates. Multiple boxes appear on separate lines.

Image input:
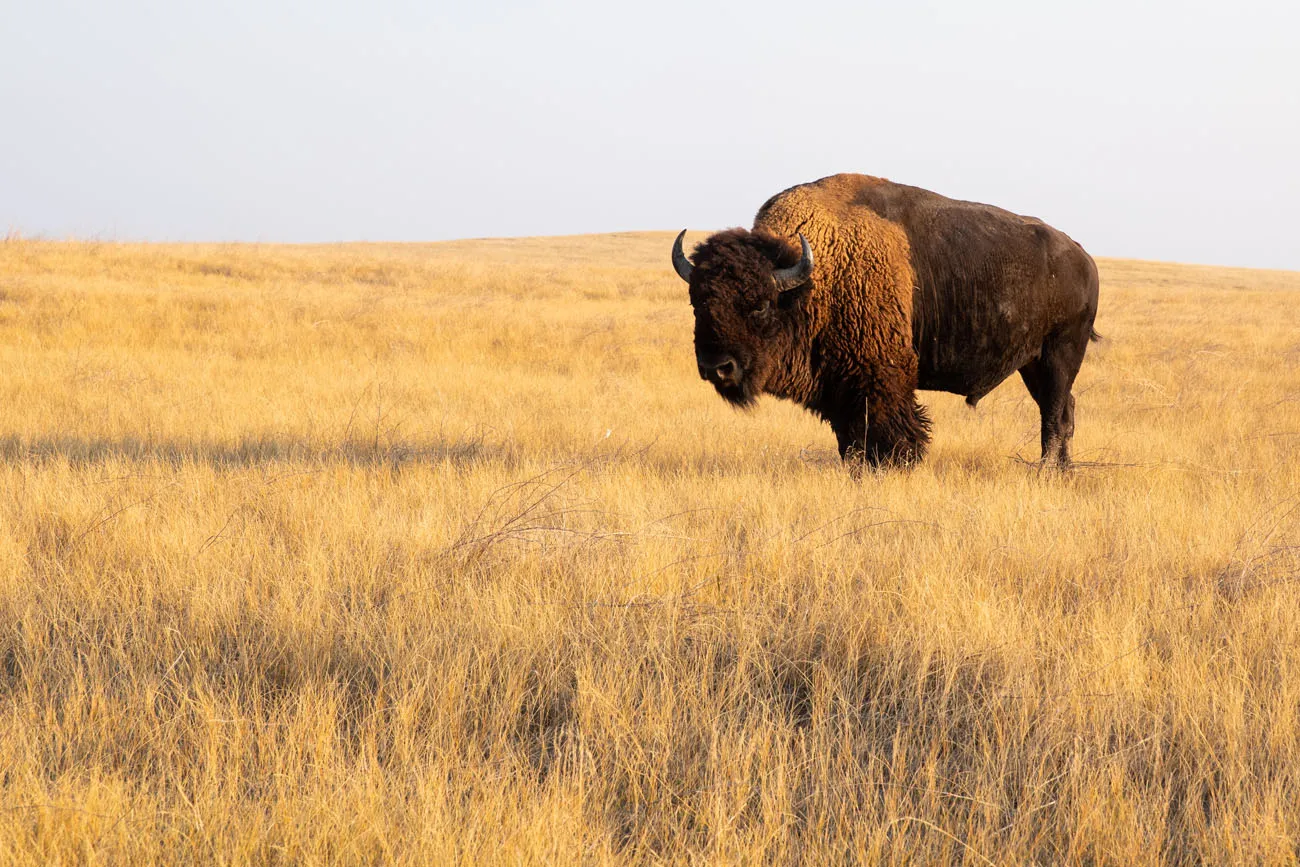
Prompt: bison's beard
<box><xmin>713</xmin><ymin>377</ymin><xmax>761</xmax><ymax>409</ymax></box>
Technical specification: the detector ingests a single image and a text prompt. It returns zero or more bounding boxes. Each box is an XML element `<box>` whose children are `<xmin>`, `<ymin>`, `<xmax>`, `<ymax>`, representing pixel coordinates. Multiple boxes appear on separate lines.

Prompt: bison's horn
<box><xmin>772</xmin><ymin>234</ymin><xmax>814</xmax><ymax>290</ymax></box>
<box><xmin>671</xmin><ymin>230</ymin><xmax>693</xmax><ymax>283</ymax></box>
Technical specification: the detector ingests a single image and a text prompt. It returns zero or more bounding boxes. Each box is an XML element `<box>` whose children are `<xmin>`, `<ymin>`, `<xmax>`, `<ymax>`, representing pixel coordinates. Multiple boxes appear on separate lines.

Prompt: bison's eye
<box><xmin>751</xmin><ymin>301</ymin><xmax>772</xmax><ymax>320</ymax></box>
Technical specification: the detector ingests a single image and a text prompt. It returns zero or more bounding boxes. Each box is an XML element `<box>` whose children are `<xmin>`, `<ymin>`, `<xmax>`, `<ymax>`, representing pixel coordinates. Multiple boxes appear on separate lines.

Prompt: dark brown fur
<box><xmin>684</xmin><ymin>174</ymin><xmax>1100</xmax><ymax>469</ymax></box>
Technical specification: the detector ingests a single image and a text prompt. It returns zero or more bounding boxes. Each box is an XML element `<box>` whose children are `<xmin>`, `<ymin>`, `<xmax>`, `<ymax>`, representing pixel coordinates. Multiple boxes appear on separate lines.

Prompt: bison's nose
<box><xmin>697</xmin><ymin>354</ymin><xmax>739</xmax><ymax>385</ymax></box>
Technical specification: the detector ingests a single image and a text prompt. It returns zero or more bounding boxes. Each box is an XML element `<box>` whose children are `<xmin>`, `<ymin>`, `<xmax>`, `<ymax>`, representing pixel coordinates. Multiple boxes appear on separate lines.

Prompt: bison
<box><xmin>672</xmin><ymin>173</ymin><xmax>1099</xmax><ymax>469</ymax></box>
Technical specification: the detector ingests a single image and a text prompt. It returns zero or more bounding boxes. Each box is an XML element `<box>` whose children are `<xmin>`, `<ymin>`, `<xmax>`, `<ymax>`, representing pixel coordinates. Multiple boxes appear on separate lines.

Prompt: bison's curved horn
<box><xmin>772</xmin><ymin>234</ymin><xmax>814</xmax><ymax>291</ymax></box>
<box><xmin>671</xmin><ymin>230</ymin><xmax>693</xmax><ymax>283</ymax></box>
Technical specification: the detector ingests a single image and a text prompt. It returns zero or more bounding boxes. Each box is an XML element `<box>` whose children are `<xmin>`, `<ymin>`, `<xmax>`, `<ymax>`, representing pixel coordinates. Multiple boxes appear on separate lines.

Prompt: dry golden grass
<box><xmin>1</xmin><ymin>232</ymin><xmax>1299</xmax><ymax>864</ymax></box>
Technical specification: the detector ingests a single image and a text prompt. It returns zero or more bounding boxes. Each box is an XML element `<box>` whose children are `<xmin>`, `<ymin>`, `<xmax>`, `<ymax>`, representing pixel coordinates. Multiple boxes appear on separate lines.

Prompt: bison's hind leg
<box><xmin>1019</xmin><ymin>330</ymin><xmax>1088</xmax><ymax>468</ymax></box>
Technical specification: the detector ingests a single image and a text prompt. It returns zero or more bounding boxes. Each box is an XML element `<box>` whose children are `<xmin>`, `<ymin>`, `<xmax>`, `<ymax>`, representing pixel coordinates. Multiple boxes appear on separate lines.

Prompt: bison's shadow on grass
<box><xmin>0</xmin><ymin>430</ymin><xmax>1139</xmax><ymax>481</ymax></box>
<box><xmin>0</xmin><ymin>431</ymin><xmax>504</xmax><ymax>471</ymax></box>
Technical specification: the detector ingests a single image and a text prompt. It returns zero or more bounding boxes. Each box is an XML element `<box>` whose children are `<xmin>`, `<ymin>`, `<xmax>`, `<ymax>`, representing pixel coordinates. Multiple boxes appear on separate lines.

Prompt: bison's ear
<box><xmin>776</xmin><ymin>281</ymin><xmax>812</xmax><ymax>311</ymax></box>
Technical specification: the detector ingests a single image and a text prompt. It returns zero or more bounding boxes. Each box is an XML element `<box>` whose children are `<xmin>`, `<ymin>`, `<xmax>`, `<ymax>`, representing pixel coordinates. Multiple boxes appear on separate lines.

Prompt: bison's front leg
<box><xmin>831</xmin><ymin>402</ymin><xmax>869</xmax><ymax>469</ymax></box>
<box><xmin>829</xmin><ymin>386</ymin><xmax>931</xmax><ymax>472</ymax></box>
<box><xmin>863</xmin><ymin>389</ymin><xmax>931</xmax><ymax>467</ymax></box>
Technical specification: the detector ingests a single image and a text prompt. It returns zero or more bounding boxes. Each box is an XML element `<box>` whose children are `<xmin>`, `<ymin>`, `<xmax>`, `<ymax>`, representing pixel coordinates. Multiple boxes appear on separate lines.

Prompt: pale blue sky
<box><xmin>3</xmin><ymin>0</ymin><xmax>1298</xmax><ymax>269</ymax></box>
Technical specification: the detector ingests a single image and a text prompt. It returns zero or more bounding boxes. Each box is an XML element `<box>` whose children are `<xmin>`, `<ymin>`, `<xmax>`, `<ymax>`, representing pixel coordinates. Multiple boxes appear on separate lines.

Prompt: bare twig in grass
<box><xmin>93</xmin><ymin>800</ymin><xmax>139</xmax><ymax>854</ymax></box>
<box><xmin>439</xmin><ymin>444</ymin><xmax>675</xmax><ymax>562</ymax></box>
<box><xmin>0</xmin><ymin>805</ymin><xmax>122</xmax><ymax>819</ymax></box>
<box><xmin>197</xmin><ymin>507</ymin><xmax>246</xmax><ymax>554</ymax></box>
<box><xmin>1007</xmin><ymin>455</ymin><xmax>1146</xmax><ymax>471</ymax></box>
<box><xmin>193</xmin><ymin>466</ymin><xmax>330</xmax><ymax>555</ymax></box>
<box><xmin>71</xmin><ymin>482</ymin><xmax>178</xmax><ymax>549</ymax></box>
<box><xmin>789</xmin><ymin>507</ymin><xmax>941</xmax><ymax>549</ymax></box>
<box><xmin>885</xmin><ymin>816</ymin><xmax>998</xmax><ymax>867</ymax></box>
<box><xmin>379</xmin><ymin>456</ymin><xmax>637</xmax><ymax>608</ymax></box>
<box><xmin>788</xmin><ymin>507</ymin><xmax>891</xmax><ymax>546</ymax></box>
<box><xmin>444</xmin><ymin>463</ymin><xmax>590</xmax><ymax>558</ymax></box>
<box><xmin>1216</xmin><ymin>493</ymin><xmax>1300</xmax><ymax>593</ymax></box>
<box><xmin>809</xmin><ymin>519</ymin><xmax>942</xmax><ymax>551</ymax></box>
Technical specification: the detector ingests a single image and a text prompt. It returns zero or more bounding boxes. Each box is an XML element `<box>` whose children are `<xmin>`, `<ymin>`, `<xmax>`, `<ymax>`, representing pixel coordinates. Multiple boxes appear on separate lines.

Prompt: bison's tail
<box><xmin>1090</xmin><ymin>327</ymin><xmax>1102</xmax><ymax>342</ymax></box>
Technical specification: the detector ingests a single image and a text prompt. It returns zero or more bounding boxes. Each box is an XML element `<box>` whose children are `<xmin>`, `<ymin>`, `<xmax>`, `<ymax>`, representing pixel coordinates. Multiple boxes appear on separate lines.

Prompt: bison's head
<box><xmin>672</xmin><ymin>228</ymin><xmax>814</xmax><ymax>408</ymax></box>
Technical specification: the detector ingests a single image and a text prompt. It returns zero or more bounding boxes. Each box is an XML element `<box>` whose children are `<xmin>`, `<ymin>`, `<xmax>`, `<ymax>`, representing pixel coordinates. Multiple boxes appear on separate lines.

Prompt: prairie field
<box><xmin>2</xmin><ymin>232</ymin><xmax>1300</xmax><ymax>865</ymax></box>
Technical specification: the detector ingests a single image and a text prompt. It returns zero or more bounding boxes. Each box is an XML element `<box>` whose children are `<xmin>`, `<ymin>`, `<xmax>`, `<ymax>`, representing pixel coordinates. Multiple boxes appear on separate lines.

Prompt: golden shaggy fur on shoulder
<box><xmin>753</xmin><ymin>175</ymin><xmax>930</xmax><ymax>462</ymax></box>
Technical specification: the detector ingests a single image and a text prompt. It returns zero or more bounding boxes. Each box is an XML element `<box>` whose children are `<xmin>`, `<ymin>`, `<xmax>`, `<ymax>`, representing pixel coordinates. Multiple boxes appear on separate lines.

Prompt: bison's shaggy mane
<box><xmin>688</xmin><ymin>229</ymin><xmax>802</xmax><ymax>278</ymax></box>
